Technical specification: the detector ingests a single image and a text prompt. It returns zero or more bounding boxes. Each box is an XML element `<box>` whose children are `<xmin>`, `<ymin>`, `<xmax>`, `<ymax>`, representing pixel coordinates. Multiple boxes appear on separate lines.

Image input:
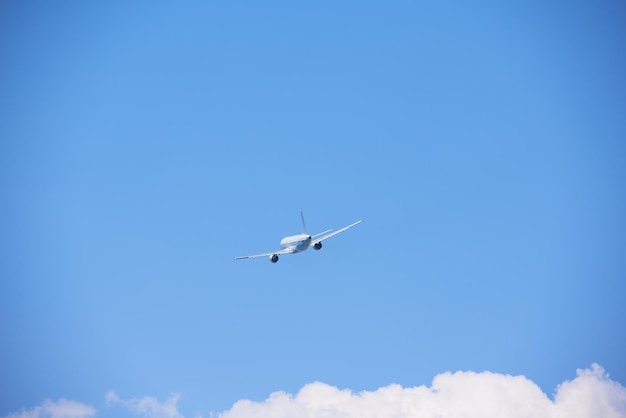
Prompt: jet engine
<box><xmin>269</xmin><ymin>254</ymin><xmax>279</xmax><ymax>263</ymax></box>
<box><xmin>313</xmin><ymin>242</ymin><xmax>323</xmax><ymax>250</ymax></box>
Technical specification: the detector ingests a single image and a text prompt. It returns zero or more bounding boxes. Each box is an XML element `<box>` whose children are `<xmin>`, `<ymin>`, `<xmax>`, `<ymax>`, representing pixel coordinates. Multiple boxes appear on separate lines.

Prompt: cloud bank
<box><xmin>3</xmin><ymin>364</ymin><xmax>625</xmax><ymax>418</ymax></box>
<box><xmin>2</xmin><ymin>398</ymin><xmax>95</xmax><ymax>418</ymax></box>
<box><xmin>218</xmin><ymin>364</ymin><xmax>626</xmax><ymax>418</ymax></box>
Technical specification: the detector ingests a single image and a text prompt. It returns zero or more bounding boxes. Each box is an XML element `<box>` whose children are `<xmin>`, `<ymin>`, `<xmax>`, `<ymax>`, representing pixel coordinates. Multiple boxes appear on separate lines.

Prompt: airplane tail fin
<box><xmin>300</xmin><ymin>211</ymin><xmax>308</xmax><ymax>235</ymax></box>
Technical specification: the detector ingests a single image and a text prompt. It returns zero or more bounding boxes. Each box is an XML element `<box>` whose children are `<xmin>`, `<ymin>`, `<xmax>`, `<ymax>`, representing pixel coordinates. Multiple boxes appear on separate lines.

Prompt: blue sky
<box><xmin>1</xmin><ymin>1</ymin><xmax>625</xmax><ymax>417</ymax></box>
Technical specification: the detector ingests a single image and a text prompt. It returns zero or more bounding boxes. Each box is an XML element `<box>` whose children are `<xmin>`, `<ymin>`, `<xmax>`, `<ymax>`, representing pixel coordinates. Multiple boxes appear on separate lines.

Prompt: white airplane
<box><xmin>234</xmin><ymin>212</ymin><xmax>363</xmax><ymax>263</ymax></box>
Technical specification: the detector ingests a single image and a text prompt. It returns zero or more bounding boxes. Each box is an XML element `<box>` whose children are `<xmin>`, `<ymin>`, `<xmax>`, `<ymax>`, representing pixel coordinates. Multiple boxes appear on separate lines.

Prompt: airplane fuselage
<box><xmin>280</xmin><ymin>234</ymin><xmax>312</xmax><ymax>253</ymax></box>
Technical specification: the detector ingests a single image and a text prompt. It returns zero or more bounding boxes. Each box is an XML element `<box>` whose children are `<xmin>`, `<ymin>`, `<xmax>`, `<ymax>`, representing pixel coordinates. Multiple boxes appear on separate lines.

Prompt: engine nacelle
<box><xmin>269</xmin><ymin>254</ymin><xmax>279</xmax><ymax>263</ymax></box>
<box><xmin>313</xmin><ymin>242</ymin><xmax>323</xmax><ymax>250</ymax></box>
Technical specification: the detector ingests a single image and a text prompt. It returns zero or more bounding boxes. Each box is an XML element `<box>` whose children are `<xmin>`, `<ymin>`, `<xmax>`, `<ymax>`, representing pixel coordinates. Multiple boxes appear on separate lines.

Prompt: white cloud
<box><xmin>216</xmin><ymin>364</ymin><xmax>626</xmax><ymax>418</ymax></box>
<box><xmin>2</xmin><ymin>398</ymin><xmax>95</xmax><ymax>418</ymax></box>
<box><xmin>4</xmin><ymin>365</ymin><xmax>625</xmax><ymax>418</ymax></box>
<box><xmin>554</xmin><ymin>364</ymin><xmax>626</xmax><ymax>418</ymax></box>
<box><xmin>106</xmin><ymin>390</ymin><xmax>183</xmax><ymax>418</ymax></box>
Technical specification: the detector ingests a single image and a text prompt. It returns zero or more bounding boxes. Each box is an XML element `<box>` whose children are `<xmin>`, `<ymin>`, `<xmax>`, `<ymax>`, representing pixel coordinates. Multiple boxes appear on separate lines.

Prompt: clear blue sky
<box><xmin>1</xmin><ymin>1</ymin><xmax>625</xmax><ymax>417</ymax></box>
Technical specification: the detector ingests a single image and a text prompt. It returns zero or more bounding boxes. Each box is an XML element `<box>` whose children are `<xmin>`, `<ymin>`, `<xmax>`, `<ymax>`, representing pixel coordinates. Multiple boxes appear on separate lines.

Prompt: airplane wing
<box><xmin>311</xmin><ymin>219</ymin><xmax>363</xmax><ymax>245</ymax></box>
<box><xmin>234</xmin><ymin>248</ymin><xmax>294</xmax><ymax>260</ymax></box>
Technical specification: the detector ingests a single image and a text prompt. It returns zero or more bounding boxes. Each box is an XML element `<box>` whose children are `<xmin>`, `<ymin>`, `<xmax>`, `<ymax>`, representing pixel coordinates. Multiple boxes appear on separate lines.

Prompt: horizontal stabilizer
<box><xmin>312</xmin><ymin>229</ymin><xmax>332</xmax><ymax>238</ymax></box>
<box><xmin>311</xmin><ymin>219</ymin><xmax>363</xmax><ymax>245</ymax></box>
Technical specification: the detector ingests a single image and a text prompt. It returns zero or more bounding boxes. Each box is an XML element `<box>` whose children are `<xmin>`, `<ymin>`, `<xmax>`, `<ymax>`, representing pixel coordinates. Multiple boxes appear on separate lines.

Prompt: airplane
<box><xmin>234</xmin><ymin>212</ymin><xmax>363</xmax><ymax>263</ymax></box>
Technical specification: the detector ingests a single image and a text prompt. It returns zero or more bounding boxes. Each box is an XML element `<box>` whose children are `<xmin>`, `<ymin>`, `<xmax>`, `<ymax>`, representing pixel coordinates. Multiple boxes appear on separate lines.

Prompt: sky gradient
<box><xmin>1</xmin><ymin>1</ymin><xmax>625</xmax><ymax>417</ymax></box>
